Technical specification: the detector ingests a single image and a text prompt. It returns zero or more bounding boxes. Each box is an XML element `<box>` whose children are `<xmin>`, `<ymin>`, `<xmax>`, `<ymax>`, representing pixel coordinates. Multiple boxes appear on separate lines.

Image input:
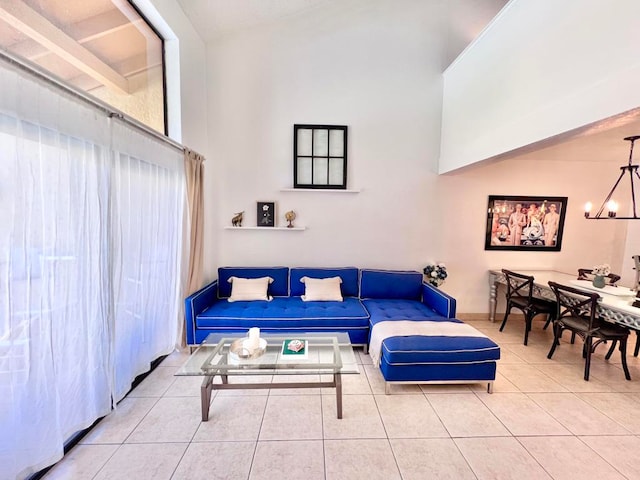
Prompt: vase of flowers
<box><xmin>423</xmin><ymin>262</ymin><xmax>447</xmax><ymax>287</ymax></box>
<box><xmin>591</xmin><ymin>263</ymin><xmax>610</xmax><ymax>288</ymax></box>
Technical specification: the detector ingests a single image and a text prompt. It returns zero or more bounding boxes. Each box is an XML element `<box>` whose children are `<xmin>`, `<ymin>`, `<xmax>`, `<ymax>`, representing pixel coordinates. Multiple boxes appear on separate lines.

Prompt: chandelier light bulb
<box><xmin>584</xmin><ymin>201</ymin><xmax>592</xmax><ymax>218</ymax></box>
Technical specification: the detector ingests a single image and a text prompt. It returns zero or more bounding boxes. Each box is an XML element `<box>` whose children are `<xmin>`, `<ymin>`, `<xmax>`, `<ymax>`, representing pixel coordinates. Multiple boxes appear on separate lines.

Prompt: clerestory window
<box><xmin>0</xmin><ymin>0</ymin><xmax>166</xmax><ymax>134</ymax></box>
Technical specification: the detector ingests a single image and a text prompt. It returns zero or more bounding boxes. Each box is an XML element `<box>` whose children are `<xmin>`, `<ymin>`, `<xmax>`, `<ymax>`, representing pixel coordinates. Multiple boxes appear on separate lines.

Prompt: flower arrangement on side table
<box><xmin>423</xmin><ymin>262</ymin><xmax>447</xmax><ymax>287</ymax></box>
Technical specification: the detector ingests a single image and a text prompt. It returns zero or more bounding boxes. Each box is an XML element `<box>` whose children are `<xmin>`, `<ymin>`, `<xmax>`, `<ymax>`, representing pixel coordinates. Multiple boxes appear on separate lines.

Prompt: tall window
<box><xmin>294</xmin><ymin>124</ymin><xmax>348</xmax><ymax>189</ymax></box>
<box><xmin>0</xmin><ymin>0</ymin><xmax>166</xmax><ymax>134</ymax></box>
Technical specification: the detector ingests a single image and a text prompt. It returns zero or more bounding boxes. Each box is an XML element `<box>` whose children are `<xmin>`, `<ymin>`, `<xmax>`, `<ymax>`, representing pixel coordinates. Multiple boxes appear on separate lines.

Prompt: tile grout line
<box><xmin>573</xmin><ymin>435</ymin><xmax>633</xmax><ymax>480</ymax></box>
<box><xmin>44</xmin><ymin>335</ymin><xmax>640</xmax><ymax>479</ymax></box>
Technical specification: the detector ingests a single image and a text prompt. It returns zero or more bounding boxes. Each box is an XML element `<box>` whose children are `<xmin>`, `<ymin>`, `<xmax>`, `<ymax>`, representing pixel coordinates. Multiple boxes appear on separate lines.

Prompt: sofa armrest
<box><xmin>422</xmin><ymin>282</ymin><xmax>456</xmax><ymax>318</ymax></box>
<box><xmin>185</xmin><ymin>280</ymin><xmax>219</xmax><ymax>345</ymax></box>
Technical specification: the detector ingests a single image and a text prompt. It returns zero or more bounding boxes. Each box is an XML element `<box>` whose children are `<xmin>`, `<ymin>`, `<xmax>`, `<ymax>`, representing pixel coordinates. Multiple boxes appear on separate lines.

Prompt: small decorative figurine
<box><xmin>284</xmin><ymin>210</ymin><xmax>296</xmax><ymax>228</ymax></box>
<box><xmin>231</xmin><ymin>211</ymin><xmax>244</xmax><ymax>227</ymax></box>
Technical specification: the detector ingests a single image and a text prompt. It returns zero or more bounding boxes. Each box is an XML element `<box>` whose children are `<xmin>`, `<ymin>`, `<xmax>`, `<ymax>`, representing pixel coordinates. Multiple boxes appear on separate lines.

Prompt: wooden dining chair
<box><xmin>577</xmin><ymin>269</ymin><xmax>621</xmax><ymax>285</ymax></box>
<box><xmin>500</xmin><ymin>269</ymin><xmax>557</xmax><ymax>345</ymax></box>
<box><xmin>606</xmin><ymin>329</ymin><xmax>640</xmax><ymax>359</ymax></box>
<box><xmin>578</xmin><ymin>267</ymin><xmax>640</xmax><ymax>358</ymax></box>
<box><xmin>547</xmin><ymin>281</ymin><xmax>631</xmax><ymax>381</ymax></box>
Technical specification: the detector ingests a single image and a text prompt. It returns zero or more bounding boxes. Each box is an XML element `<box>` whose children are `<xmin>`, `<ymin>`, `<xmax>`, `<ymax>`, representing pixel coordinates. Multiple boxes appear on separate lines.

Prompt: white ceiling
<box><xmin>176</xmin><ymin>0</ymin><xmax>640</xmax><ymax>166</ymax></box>
<box><xmin>176</xmin><ymin>0</ymin><xmax>509</xmax><ymax>67</ymax></box>
<box><xmin>493</xmin><ymin>107</ymin><xmax>640</xmax><ymax>166</ymax></box>
<box><xmin>177</xmin><ymin>0</ymin><xmax>332</xmax><ymax>40</ymax></box>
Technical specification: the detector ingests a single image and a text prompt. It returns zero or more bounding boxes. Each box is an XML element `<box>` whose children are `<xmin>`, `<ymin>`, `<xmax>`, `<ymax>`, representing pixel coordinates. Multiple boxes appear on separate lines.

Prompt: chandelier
<box><xmin>584</xmin><ymin>135</ymin><xmax>640</xmax><ymax>219</ymax></box>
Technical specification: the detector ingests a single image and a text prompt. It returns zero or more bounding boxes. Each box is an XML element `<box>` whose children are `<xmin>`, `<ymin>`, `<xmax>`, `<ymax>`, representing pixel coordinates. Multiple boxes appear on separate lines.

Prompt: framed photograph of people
<box><xmin>484</xmin><ymin>196</ymin><xmax>568</xmax><ymax>251</ymax></box>
<box><xmin>257</xmin><ymin>201</ymin><xmax>276</xmax><ymax>227</ymax></box>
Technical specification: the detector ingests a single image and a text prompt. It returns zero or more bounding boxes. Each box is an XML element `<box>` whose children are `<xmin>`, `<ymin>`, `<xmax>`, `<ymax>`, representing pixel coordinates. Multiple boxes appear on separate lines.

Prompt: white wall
<box><xmin>440</xmin><ymin>0</ymin><xmax>640</xmax><ymax>173</ymax></box>
<box><xmin>621</xmin><ymin>222</ymin><xmax>640</xmax><ymax>288</ymax></box>
<box><xmin>208</xmin><ymin>0</ymin><xmax>446</xmax><ymax>272</ymax></box>
<box><xmin>437</xmin><ymin>155</ymin><xmax>628</xmax><ymax>312</ymax></box>
<box><xmin>141</xmin><ymin>0</ymin><xmax>218</xmax><ymax>280</ymax></box>
<box><xmin>142</xmin><ymin>0</ymin><xmax>630</xmax><ymax>312</ymax></box>
<box><xmin>201</xmin><ymin>0</ymin><xmax>630</xmax><ymax>313</ymax></box>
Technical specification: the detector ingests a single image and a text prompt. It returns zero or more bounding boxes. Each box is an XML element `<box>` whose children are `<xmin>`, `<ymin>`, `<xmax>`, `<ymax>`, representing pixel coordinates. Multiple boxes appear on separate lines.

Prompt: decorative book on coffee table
<box><xmin>281</xmin><ymin>339</ymin><xmax>308</xmax><ymax>359</ymax></box>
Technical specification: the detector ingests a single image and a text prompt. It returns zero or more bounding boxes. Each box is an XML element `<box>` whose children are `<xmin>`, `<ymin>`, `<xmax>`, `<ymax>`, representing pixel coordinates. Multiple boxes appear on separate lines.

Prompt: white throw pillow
<box><xmin>227</xmin><ymin>276</ymin><xmax>273</xmax><ymax>302</ymax></box>
<box><xmin>300</xmin><ymin>276</ymin><xmax>343</xmax><ymax>302</ymax></box>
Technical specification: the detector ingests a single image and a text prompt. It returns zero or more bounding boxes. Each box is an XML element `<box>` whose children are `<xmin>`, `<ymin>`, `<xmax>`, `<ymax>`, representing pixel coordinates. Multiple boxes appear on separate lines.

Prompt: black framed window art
<box><xmin>294</xmin><ymin>124</ymin><xmax>347</xmax><ymax>189</ymax></box>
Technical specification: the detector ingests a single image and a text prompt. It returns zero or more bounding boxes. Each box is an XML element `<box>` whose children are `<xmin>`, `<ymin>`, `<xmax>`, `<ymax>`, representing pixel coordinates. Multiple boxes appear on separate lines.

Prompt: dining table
<box><xmin>488</xmin><ymin>269</ymin><xmax>640</xmax><ymax>330</ymax></box>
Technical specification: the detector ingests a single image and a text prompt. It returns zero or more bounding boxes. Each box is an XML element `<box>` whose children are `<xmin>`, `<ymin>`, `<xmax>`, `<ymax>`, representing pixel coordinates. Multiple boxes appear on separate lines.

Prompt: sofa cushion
<box><xmin>228</xmin><ymin>276</ymin><xmax>273</xmax><ymax>302</ymax></box>
<box><xmin>364</xmin><ymin>299</ymin><xmax>445</xmax><ymax>325</ymax></box>
<box><xmin>382</xmin><ymin>334</ymin><xmax>501</xmax><ymax>364</ymax></box>
<box><xmin>290</xmin><ymin>267</ymin><xmax>359</xmax><ymax>297</ymax></box>
<box><xmin>360</xmin><ymin>269</ymin><xmax>422</xmax><ymax>300</ymax></box>
<box><xmin>300</xmin><ymin>276</ymin><xmax>343</xmax><ymax>302</ymax></box>
<box><xmin>218</xmin><ymin>267</ymin><xmax>288</xmax><ymax>298</ymax></box>
<box><xmin>373</xmin><ymin>320</ymin><xmax>500</xmax><ymax>384</ymax></box>
<box><xmin>196</xmin><ymin>297</ymin><xmax>369</xmax><ymax>329</ymax></box>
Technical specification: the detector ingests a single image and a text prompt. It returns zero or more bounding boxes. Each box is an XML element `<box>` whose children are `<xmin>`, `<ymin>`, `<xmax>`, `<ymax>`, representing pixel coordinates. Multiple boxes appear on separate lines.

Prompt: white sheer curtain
<box><xmin>0</xmin><ymin>58</ymin><xmax>186</xmax><ymax>479</ymax></box>
<box><xmin>110</xmin><ymin>121</ymin><xmax>185</xmax><ymax>401</ymax></box>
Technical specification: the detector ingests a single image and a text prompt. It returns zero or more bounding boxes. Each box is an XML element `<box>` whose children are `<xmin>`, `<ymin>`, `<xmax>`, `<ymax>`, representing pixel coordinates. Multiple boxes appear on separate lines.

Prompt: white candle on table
<box><xmin>248</xmin><ymin>327</ymin><xmax>260</xmax><ymax>350</ymax></box>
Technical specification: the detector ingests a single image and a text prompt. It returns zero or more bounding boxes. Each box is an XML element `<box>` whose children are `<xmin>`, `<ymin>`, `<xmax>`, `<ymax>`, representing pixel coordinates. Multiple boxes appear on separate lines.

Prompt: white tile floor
<box><xmin>43</xmin><ymin>318</ymin><xmax>640</xmax><ymax>479</ymax></box>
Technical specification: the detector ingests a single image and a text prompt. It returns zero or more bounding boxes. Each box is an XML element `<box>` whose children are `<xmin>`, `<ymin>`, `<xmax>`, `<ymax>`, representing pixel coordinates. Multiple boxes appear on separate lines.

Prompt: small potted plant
<box><xmin>591</xmin><ymin>263</ymin><xmax>611</xmax><ymax>288</ymax></box>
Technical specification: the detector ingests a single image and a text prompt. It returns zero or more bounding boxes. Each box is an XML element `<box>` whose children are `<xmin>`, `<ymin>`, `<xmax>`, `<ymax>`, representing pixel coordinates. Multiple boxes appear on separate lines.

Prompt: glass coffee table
<box><xmin>176</xmin><ymin>332</ymin><xmax>359</xmax><ymax>421</ymax></box>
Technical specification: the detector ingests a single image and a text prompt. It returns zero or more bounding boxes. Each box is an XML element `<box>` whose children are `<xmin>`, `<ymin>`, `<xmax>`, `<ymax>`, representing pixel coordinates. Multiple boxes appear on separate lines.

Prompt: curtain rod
<box><xmin>0</xmin><ymin>48</ymin><xmax>185</xmax><ymax>154</ymax></box>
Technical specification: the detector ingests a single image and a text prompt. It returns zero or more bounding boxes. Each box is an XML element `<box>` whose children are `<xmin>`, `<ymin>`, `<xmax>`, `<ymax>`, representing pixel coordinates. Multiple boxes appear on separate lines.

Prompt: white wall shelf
<box><xmin>223</xmin><ymin>226</ymin><xmax>306</xmax><ymax>231</ymax></box>
<box><xmin>280</xmin><ymin>188</ymin><xmax>361</xmax><ymax>193</ymax></box>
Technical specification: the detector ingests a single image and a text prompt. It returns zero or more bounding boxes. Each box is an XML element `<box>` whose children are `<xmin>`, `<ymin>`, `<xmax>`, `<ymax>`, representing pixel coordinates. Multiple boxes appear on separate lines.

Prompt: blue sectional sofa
<box><xmin>185</xmin><ymin>267</ymin><xmax>455</xmax><ymax>347</ymax></box>
<box><xmin>185</xmin><ymin>266</ymin><xmax>499</xmax><ymax>391</ymax></box>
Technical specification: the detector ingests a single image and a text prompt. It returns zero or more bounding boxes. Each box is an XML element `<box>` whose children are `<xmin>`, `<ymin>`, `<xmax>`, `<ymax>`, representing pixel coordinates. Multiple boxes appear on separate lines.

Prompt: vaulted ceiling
<box><xmin>2</xmin><ymin>0</ymin><xmax>637</xmax><ymax>164</ymax></box>
<box><xmin>176</xmin><ymin>0</ymin><xmax>509</xmax><ymax>68</ymax></box>
<box><xmin>0</xmin><ymin>0</ymin><xmax>509</xmax><ymax>104</ymax></box>
<box><xmin>175</xmin><ymin>0</ymin><xmax>640</xmax><ymax>165</ymax></box>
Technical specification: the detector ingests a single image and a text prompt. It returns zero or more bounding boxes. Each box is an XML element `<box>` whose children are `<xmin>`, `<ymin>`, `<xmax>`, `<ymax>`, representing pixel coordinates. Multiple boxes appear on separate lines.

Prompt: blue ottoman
<box><xmin>369</xmin><ymin>319</ymin><xmax>501</xmax><ymax>393</ymax></box>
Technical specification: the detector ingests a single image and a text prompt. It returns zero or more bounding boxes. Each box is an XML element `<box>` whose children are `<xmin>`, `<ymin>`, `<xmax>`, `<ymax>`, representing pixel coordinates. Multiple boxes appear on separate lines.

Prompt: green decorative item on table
<box><xmin>591</xmin><ymin>263</ymin><xmax>610</xmax><ymax>289</ymax></box>
<box><xmin>423</xmin><ymin>262</ymin><xmax>447</xmax><ymax>287</ymax></box>
<box><xmin>282</xmin><ymin>339</ymin><xmax>307</xmax><ymax>356</ymax></box>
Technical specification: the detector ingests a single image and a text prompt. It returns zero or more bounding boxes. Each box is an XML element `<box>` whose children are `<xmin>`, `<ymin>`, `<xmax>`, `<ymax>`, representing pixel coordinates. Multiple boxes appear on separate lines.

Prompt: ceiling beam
<box><xmin>0</xmin><ymin>0</ymin><xmax>129</xmax><ymax>94</ymax></box>
<box><xmin>9</xmin><ymin>9</ymin><xmax>134</xmax><ymax>61</ymax></box>
<box><xmin>74</xmin><ymin>10</ymin><xmax>144</xmax><ymax>44</ymax></box>
<box><xmin>71</xmin><ymin>54</ymin><xmax>163</xmax><ymax>92</ymax></box>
